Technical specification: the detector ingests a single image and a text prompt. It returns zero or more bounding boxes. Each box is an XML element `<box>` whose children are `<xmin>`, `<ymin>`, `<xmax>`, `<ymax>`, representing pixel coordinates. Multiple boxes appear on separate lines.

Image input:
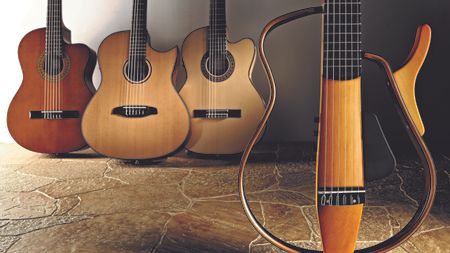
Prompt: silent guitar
<box><xmin>7</xmin><ymin>0</ymin><xmax>96</xmax><ymax>154</ymax></box>
<box><xmin>179</xmin><ymin>0</ymin><xmax>266</xmax><ymax>155</ymax></box>
<box><xmin>82</xmin><ymin>0</ymin><xmax>189</xmax><ymax>160</ymax></box>
<box><xmin>239</xmin><ymin>1</ymin><xmax>436</xmax><ymax>253</ymax></box>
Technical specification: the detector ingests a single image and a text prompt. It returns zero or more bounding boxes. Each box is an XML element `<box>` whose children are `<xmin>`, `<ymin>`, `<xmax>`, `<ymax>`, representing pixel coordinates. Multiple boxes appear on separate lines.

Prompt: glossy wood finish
<box><xmin>316</xmin><ymin>78</ymin><xmax>364</xmax><ymax>253</ymax></box>
<box><xmin>82</xmin><ymin>31</ymin><xmax>189</xmax><ymax>160</ymax></box>
<box><xmin>7</xmin><ymin>28</ymin><xmax>96</xmax><ymax>154</ymax></box>
<box><xmin>317</xmin><ymin>78</ymin><xmax>364</xmax><ymax>188</ymax></box>
<box><xmin>180</xmin><ymin>28</ymin><xmax>265</xmax><ymax>155</ymax></box>
<box><xmin>394</xmin><ymin>25</ymin><xmax>431</xmax><ymax>136</ymax></box>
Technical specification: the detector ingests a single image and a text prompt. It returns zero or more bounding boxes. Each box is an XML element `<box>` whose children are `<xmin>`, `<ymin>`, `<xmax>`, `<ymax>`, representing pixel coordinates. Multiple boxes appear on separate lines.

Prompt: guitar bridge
<box><xmin>318</xmin><ymin>187</ymin><xmax>366</xmax><ymax>206</ymax></box>
<box><xmin>193</xmin><ymin>109</ymin><xmax>241</xmax><ymax>119</ymax></box>
<box><xmin>29</xmin><ymin>110</ymin><xmax>80</xmax><ymax>120</ymax></box>
<box><xmin>112</xmin><ymin>106</ymin><xmax>158</xmax><ymax>118</ymax></box>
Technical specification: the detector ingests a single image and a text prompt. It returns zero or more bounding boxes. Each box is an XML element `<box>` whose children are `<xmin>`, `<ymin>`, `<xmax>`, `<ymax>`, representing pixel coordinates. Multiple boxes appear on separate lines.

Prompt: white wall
<box><xmin>0</xmin><ymin>0</ymin><xmax>321</xmax><ymax>144</ymax></box>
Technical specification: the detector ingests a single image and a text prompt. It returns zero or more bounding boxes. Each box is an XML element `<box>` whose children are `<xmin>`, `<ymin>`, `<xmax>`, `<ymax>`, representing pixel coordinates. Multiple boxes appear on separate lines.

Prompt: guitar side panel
<box><xmin>82</xmin><ymin>31</ymin><xmax>190</xmax><ymax>160</ymax></box>
<box><xmin>180</xmin><ymin>28</ymin><xmax>266</xmax><ymax>155</ymax></box>
<box><xmin>7</xmin><ymin>28</ymin><xmax>94</xmax><ymax>154</ymax></box>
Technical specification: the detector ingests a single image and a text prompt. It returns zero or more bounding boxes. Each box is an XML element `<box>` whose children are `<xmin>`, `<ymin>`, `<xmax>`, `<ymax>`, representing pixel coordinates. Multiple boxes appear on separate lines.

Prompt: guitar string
<box><xmin>58</xmin><ymin>0</ymin><xmax>61</xmax><ymax>116</ymax></box>
<box><xmin>51</xmin><ymin>0</ymin><xmax>55</xmax><ymax>118</ymax></box>
<box><xmin>322</xmin><ymin>0</ymin><xmax>329</xmax><ymax>206</ymax></box>
<box><xmin>49</xmin><ymin>0</ymin><xmax>54</xmax><ymax>118</ymax></box>
<box><xmin>129</xmin><ymin>0</ymin><xmax>138</xmax><ymax>116</ymax></box>
<box><xmin>126</xmin><ymin>0</ymin><xmax>133</xmax><ymax>116</ymax></box>
<box><xmin>132</xmin><ymin>0</ymin><xmax>138</xmax><ymax>116</ymax></box>
<box><xmin>329</xmin><ymin>0</ymin><xmax>335</xmax><ymax>204</ymax></box>
<box><xmin>337</xmin><ymin>0</ymin><xmax>343</xmax><ymax>206</ymax></box>
<box><xmin>357</xmin><ymin>0</ymin><xmax>362</xmax><ymax>198</ymax></box>
<box><xmin>44</xmin><ymin>0</ymin><xmax>49</xmax><ymax>119</ymax></box>
<box><xmin>140</xmin><ymin>0</ymin><xmax>145</xmax><ymax>116</ymax></box>
<box><xmin>342</xmin><ymin>0</ymin><xmax>353</xmax><ymax>205</ymax></box>
<box><xmin>208</xmin><ymin>0</ymin><xmax>212</xmax><ymax>119</ymax></box>
<box><xmin>213</xmin><ymin>0</ymin><xmax>217</xmax><ymax>119</ymax></box>
<box><xmin>342</xmin><ymin>0</ymin><xmax>347</xmax><ymax>205</ymax></box>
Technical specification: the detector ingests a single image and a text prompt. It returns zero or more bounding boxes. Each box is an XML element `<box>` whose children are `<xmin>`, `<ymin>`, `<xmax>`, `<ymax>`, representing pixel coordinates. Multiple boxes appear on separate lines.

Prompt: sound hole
<box><xmin>124</xmin><ymin>59</ymin><xmax>151</xmax><ymax>84</ymax></box>
<box><xmin>45</xmin><ymin>56</ymin><xmax>64</xmax><ymax>76</ymax></box>
<box><xmin>201</xmin><ymin>51</ymin><xmax>235</xmax><ymax>82</ymax></box>
<box><xmin>207</xmin><ymin>56</ymin><xmax>229</xmax><ymax>76</ymax></box>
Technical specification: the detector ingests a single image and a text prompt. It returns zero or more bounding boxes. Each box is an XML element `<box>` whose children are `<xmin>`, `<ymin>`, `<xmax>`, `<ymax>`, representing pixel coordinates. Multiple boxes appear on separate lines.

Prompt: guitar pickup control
<box><xmin>112</xmin><ymin>106</ymin><xmax>158</xmax><ymax>118</ymax></box>
<box><xmin>193</xmin><ymin>109</ymin><xmax>241</xmax><ymax>119</ymax></box>
<box><xmin>29</xmin><ymin>110</ymin><xmax>80</xmax><ymax>120</ymax></box>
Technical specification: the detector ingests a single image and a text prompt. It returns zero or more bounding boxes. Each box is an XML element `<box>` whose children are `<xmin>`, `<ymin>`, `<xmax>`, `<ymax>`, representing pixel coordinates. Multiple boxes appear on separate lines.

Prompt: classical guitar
<box><xmin>239</xmin><ymin>2</ymin><xmax>436</xmax><ymax>253</ymax></box>
<box><xmin>82</xmin><ymin>0</ymin><xmax>189</xmax><ymax>160</ymax></box>
<box><xmin>7</xmin><ymin>0</ymin><xmax>96</xmax><ymax>154</ymax></box>
<box><xmin>179</xmin><ymin>0</ymin><xmax>266</xmax><ymax>155</ymax></box>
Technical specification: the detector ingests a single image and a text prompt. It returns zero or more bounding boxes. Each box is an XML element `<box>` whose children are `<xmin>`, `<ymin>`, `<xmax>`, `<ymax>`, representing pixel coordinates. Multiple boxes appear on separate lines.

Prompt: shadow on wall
<box><xmin>362</xmin><ymin>0</ymin><xmax>450</xmax><ymax>155</ymax></box>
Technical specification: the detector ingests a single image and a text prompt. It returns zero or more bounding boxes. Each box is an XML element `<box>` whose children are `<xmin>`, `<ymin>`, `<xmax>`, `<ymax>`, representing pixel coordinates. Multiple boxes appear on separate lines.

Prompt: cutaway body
<box><xmin>82</xmin><ymin>31</ymin><xmax>190</xmax><ymax>160</ymax></box>
<box><xmin>7</xmin><ymin>28</ymin><xmax>96</xmax><ymax>154</ymax></box>
<box><xmin>180</xmin><ymin>27</ymin><xmax>265</xmax><ymax>155</ymax></box>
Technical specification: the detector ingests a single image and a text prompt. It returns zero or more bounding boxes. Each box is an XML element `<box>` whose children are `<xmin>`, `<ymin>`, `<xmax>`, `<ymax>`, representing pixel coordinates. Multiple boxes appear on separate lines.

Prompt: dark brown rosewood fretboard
<box><xmin>323</xmin><ymin>0</ymin><xmax>362</xmax><ymax>81</ymax></box>
<box><xmin>208</xmin><ymin>0</ymin><xmax>227</xmax><ymax>57</ymax></box>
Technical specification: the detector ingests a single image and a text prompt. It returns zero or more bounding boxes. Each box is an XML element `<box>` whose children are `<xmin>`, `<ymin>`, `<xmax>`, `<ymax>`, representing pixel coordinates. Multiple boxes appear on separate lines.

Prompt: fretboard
<box><xmin>323</xmin><ymin>0</ymin><xmax>362</xmax><ymax>81</ymax></box>
<box><xmin>208</xmin><ymin>0</ymin><xmax>227</xmax><ymax>57</ymax></box>
<box><xmin>45</xmin><ymin>0</ymin><xmax>63</xmax><ymax>58</ymax></box>
<box><xmin>129</xmin><ymin>0</ymin><xmax>148</xmax><ymax>61</ymax></box>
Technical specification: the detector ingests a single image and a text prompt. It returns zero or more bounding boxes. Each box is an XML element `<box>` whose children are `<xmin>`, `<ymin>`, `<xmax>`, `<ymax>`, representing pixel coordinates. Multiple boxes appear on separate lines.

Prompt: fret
<box><xmin>323</xmin><ymin>0</ymin><xmax>362</xmax><ymax>80</ymax></box>
<box><xmin>45</xmin><ymin>0</ymin><xmax>63</xmax><ymax>60</ymax></box>
<box><xmin>128</xmin><ymin>0</ymin><xmax>148</xmax><ymax>62</ymax></box>
<box><xmin>208</xmin><ymin>0</ymin><xmax>227</xmax><ymax>60</ymax></box>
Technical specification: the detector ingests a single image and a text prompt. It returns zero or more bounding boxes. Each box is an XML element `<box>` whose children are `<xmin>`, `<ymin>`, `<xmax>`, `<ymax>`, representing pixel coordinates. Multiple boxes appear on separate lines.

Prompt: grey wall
<box><xmin>1</xmin><ymin>0</ymin><xmax>449</xmax><ymax>154</ymax></box>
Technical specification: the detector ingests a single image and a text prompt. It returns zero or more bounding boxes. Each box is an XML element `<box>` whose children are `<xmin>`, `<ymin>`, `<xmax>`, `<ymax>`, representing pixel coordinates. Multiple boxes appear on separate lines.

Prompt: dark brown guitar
<box><xmin>7</xmin><ymin>0</ymin><xmax>96</xmax><ymax>154</ymax></box>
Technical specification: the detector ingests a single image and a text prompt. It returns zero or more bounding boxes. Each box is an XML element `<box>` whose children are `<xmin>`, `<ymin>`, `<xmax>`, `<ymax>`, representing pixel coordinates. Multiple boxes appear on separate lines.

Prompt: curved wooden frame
<box><xmin>238</xmin><ymin>7</ymin><xmax>436</xmax><ymax>253</ymax></box>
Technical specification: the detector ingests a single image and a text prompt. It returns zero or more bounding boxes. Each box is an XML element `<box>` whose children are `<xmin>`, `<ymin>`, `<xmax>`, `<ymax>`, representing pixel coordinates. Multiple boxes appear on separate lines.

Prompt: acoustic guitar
<box><xmin>7</xmin><ymin>0</ymin><xmax>96</xmax><ymax>154</ymax></box>
<box><xmin>82</xmin><ymin>0</ymin><xmax>189</xmax><ymax>160</ymax></box>
<box><xmin>179</xmin><ymin>0</ymin><xmax>266</xmax><ymax>155</ymax></box>
<box><xmin>239</xmin><ymin>1</ymin><xmax>436</xmax><ymax>253</ymax></box>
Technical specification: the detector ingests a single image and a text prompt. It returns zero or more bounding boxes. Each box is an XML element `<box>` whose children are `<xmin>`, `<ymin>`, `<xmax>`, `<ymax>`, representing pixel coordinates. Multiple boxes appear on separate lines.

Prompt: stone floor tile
<box><xmin>7</xmin><ymin>212</ymin><xmax>171</xmax><ymax>253</ymax></box>
<box><xmin>69</xmin><ymin>185</ymin><xmax>190</xmax><ymax>216</ymax></box>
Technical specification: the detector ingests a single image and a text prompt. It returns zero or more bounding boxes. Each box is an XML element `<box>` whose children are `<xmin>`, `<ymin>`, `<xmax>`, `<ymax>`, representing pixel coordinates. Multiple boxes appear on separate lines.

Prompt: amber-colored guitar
<box><xmin>82</xmin><ymin>0</ymin><xmax>189</xmax><ymax>160</ymax></box>
<box><xmin>239</xmin><ymin>2</ymin><xmax>436</xmax><ymax>253</ymax></box>
<box><xmin>7</xmin><ymin>0</ymin><xmax>96</xmax><ymax>154</ymax></box>
<box><xmin>179</xmin><ymin>0</ymin><xmax>266</xmax><ymax>155</ymax></box>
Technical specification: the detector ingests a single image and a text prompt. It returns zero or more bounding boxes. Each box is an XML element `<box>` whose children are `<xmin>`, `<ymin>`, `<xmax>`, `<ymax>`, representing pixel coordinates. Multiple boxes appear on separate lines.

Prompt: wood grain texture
<box><xmin>394</xmin><ymin>24</ymin><xmax>432</xmax><ymax>136</ymax></box>
<box><xmin>7</xmin><ymin>28</ymin><xmax>95</xmax><ymax>154</ymax></box>
<box><xmin>316</xmin><ymin>78</ymin><xmax>363</xmax><ymax>253</ymax></box>
<box><xmin>318</xmin><ymin>205</ymin><xmax>363</xmax><ymax>253</ymax></box>
<box><xmin>82</xmin><ymin>31</ymin><xmax>189</xmax><ymax>160</ymax></box>
<box><xmin>316</xmin><ymin>78</ymin><xmax>364</xmax><ymax>188</ymax></box>
<box><xmin>179</xmin><ymin>28</ymin><xmax>266</xmax><ymax>155</ymax></box>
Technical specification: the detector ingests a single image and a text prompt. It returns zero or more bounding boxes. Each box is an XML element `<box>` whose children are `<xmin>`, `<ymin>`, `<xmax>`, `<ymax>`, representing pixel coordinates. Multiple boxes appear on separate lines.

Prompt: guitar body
<box><xmin>82</xmin><ymin>31</ymin><xmax>190</xmax><ymax>160</ymax></box>
<box><xmin>316</xmin><ymin>78</ymin><xmax>364</xmax><ymax>253</ymax></box>
<box><xmin>7</xmin><ymin>28</ymin><xmax>96</xmax><ymax>154</ymax></box>
<box><xmin>180</xmin><ymin>27</ymin><xmax>265</xmax><ymax>155</ymax></box>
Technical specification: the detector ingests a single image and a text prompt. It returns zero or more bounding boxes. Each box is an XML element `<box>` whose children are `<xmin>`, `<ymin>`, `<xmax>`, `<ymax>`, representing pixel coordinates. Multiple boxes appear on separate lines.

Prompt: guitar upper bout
<box><xmin>393</xmin><ymin>24</ymin><xmax>432</xmax><ymax>136</ymax></box>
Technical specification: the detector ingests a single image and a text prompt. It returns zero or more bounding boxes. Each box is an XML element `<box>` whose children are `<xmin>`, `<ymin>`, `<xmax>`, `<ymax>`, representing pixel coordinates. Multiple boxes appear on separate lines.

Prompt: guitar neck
<box><xmin>208</xmin><ymin>0</ymin><xmax>227</xmax><ymax>56</ymax></box>
<box><xmin>323</xmin><ymin>0</ymin><xmax>362</xmax><ymax>81</ymax></box>
<box><xmin>318</xmin><ymin>0</ymin><xmax>364</xmax><ymax>205</ymax></box>
<box><xmin>46</xmin><ymin>0</ymin><xmax>63</xmax><ymax>57</ymax></box>
<box><xmin>129</xmin><ymin>0</ymin><xmax>148</xmax><ymax>60</ymax></box>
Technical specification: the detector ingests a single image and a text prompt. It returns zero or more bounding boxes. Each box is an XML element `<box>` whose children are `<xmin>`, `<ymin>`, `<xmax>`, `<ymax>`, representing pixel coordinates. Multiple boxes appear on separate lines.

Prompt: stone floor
<box><xmin>0</xmin><ymin>143</ymin><xmax>448</xmax><ymax>253</ymax></box>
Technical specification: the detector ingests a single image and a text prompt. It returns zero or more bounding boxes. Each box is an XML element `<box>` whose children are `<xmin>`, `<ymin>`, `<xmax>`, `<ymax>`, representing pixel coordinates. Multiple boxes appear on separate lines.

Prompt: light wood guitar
<box><xmin>82</xmin><ymin>0</ymin><xmax>189</xmax><ymax>160</ymax></box>
<box><xmin>7</xmin><ymin>0</ymin><xmax>96</xmax><ymax>154</ymax></box>
<box><xmin>179</xmin><ymin>0</ymin><xmax>266</xmax><ymax>155</ymax></box>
